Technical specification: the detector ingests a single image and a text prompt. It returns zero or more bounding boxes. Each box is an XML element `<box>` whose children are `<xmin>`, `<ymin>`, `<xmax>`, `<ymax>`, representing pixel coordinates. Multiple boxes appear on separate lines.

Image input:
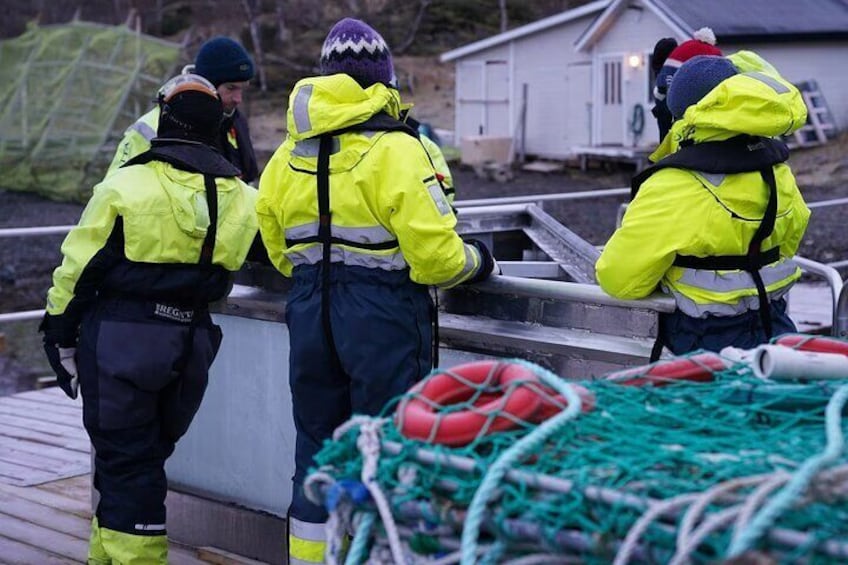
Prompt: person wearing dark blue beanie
<box><xmin>195</xmin><ymin>37</ymin><xmax>255</xmax><ymax>89</ymax></box>
<box><xmin>188</xmin><ymin>36</ymin><xmax>259</xmax><ymax>186</ymax></box>
<box><xmin>108</xmin><ymin>36</ymin><xmax>259</xmax><ymax>184</ymax></box>
<box><xmin>667</xmin><ymin>55</ymin><xmax>738</xmax><ymax>119</ymax></box>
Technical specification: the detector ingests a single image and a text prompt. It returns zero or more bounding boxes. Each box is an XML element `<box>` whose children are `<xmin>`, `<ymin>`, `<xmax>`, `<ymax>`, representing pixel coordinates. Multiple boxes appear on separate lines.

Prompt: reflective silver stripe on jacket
<box><xmin>292</xmin><ymin>137</ymin><xmax>341</xmax><ymax>157</ymax></box>
<box><xmin>668</xmin><ymin>258</ymin><xmax>798</xmax><ymax>318</ymax></box>
<box><xmin>287</xmin><ymin>245</ymin><xmax>408</xmax><ymax>270</ymax></box>
<box><xmin>441</xmin><ymin>243</ymin><xmax>480</xmax><ymax>288</ymax></box>
<box><xmin>285</xmin><ymin>222</ymin><xmax>396</xmax><ymax>245</ymax></box>
<box><xmin>129</xmin><ymin>120</ymin><xmax>156</xmax><ymax>141</ymax></box>
<box><xmin>292</xmin><ymin>85</ymin><xmax>313</xmax><ymax>134</ymax></box>
<box><xmin>677</xmin><ymin>258</ymin><xmax>798</xmax><ymax>292</ymax></box>
<box><xmin>746</xmin><ymin>72</ymin><xmax>790</xmax><ymax>94</ymax></box>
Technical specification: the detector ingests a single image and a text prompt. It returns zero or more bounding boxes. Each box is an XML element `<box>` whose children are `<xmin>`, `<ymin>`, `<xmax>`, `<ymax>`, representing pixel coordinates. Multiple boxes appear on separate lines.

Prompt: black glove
<box><xmin>465</xmin><ymin>239</ymin><xmax>500</xmax><ymax>284</ymax></box>
<box><xmin>39</xmin><ymin>313</ymin><xmax>79</xmax><ymax>399</ymax></box>
<box><xmin>43</xmin><ymin>343</ymin><xmax>78</xmax><ymax>399</ymax></box>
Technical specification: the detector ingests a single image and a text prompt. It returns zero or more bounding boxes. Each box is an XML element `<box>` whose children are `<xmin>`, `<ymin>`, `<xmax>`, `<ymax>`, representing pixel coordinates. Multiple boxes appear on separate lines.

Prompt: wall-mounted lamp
<box><xmin>628</xmin><ymin>54</ymin><xmax>642</xmax><ymax>68</ymax></box>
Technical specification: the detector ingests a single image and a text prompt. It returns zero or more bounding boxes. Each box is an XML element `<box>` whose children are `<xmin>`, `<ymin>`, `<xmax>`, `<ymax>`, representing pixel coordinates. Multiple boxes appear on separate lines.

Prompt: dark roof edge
<box><xmin>720</xmin><ymin>31</ymin><xmax>848</xmax><ymax>43</ymax></box>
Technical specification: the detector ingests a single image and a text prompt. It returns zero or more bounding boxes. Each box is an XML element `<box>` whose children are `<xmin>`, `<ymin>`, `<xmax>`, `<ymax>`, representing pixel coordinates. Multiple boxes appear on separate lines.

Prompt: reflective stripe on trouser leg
<box><xmin>90</xmin><ymin>517</ymin><xmax>168</xmax><ymax>565</ymax></box>
<box><xmin>289</xmin><ymin>517</ymin><xmax>327</xmax><ymax>564</ymax></box>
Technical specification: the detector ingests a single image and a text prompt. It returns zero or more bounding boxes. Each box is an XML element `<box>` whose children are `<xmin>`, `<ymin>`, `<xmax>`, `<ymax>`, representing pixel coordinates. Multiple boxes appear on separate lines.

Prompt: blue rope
<box><xmin>727</xmin><ymin>383</ymin><xmax>848</xmax><ymax>557</ymax></box>
<box><xmin>460</xmin><ymin>359</ymin><xmax>585</xmax><ymax>564</ymax></box>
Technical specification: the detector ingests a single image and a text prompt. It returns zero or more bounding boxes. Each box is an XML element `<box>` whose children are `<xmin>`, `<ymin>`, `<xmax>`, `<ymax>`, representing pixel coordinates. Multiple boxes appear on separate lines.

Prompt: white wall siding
<box><xmin>512</xmin><ymin>17</ymin><xmax>595</xmax><ymax>157</ymax></box>
<box><xmin>447</xmin><ymin>0</ymin><xmax>847</xmax><ymax>159</ymax></box>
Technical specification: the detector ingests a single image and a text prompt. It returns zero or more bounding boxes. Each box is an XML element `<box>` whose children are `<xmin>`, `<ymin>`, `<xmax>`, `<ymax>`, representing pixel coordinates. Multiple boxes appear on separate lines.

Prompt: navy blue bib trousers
<box><xmin>77</xmin><ymin>297</ymin><xmax>222</xmax><ymax>536</ymax></box>
<box><xmin>286</xmin><ymin>264</ymin><xmax>433</xmax><ymax>524</ymax></box>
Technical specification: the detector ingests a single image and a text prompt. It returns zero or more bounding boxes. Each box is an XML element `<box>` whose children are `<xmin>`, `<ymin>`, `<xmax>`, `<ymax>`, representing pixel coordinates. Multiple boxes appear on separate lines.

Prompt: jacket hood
<box><xmin>651</xmin><ymin>51</ymin><xmax>807</xmax><ymax>162</ymax></box>
<box><xmin>285</xmin><ymin>74</ymin><xmax>403</xmax><ymax>141</ymax></box>
<box><xmin>155</xmin><ymin>163</ymin><xmax>243</xmax><ymax>239</ymax></box>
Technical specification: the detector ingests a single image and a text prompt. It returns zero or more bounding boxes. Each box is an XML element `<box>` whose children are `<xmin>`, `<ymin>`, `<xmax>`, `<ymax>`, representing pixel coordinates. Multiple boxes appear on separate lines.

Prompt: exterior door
<box><xmin>456</xmin><ymin>60</ymin><xmax>510</xmax><ymax>139</ymax></box>
<box><xmin>596</xmin><ymin>54</ymin><xmax>624</xmax><ymax>146</ymax></box>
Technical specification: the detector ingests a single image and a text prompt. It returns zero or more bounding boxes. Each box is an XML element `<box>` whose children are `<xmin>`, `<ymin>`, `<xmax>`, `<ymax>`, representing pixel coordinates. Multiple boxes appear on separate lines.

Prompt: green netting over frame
<box><xmin>308</xmin><ymin>354</ymin><xmax>848</xmax><ymax>564</ymax></box>
<box><xmin>0</xmin><ymin>21</ymin><xmax>181</xmax><ymax>201</ymax></box>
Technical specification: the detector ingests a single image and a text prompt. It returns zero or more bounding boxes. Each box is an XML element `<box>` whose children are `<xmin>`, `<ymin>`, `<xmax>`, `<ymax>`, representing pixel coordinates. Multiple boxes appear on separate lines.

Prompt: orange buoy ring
<box><xmin>603</xmin><ymin>352</ymin><xmax>728</xmax><ymax>387</ymax></box>
<box><xmin>396</xmin><ymin>361</ymin><xmax>594</xmax><ymax>446</ymax></box>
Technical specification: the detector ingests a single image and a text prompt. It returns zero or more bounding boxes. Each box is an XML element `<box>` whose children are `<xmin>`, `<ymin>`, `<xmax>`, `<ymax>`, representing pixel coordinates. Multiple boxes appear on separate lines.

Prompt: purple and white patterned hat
<box><xmin>320</xmin><ymin>18</ymin><xmax>396</xmax><ymax>88</ymax></box>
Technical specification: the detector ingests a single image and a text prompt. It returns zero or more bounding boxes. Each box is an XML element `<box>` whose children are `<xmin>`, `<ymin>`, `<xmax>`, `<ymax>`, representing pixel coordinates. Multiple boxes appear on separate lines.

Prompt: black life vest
<box><xmin>631</xmin><ymin>135</ymin><xmax>790</xmax><ymax>353</ymax></box>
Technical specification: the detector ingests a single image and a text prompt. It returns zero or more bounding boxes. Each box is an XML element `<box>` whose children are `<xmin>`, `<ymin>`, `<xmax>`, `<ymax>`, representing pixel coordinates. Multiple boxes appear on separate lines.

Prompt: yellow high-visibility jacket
<box><xmin>47</xmin><ymin>157</ymin><xmax>258</xmax><ymax>321</ymax></box>
<box><xmin>420</xmin><ymin>134</ymin><xmax>455</xmax><ymax>204</ymax></box>
<box><xmin>597</xmin><ymin>52</ymin><xmax>810</xmax><ymax>318</ymax></box>
<box><xmin>257</xmin><ymin>74</ymin><xmax>483</xmax><ymax>287</ymax></box>
<box><xmin>106</xmin><ymin>108</ymin><xmax>160</xmax><ymax>175</ymax></box>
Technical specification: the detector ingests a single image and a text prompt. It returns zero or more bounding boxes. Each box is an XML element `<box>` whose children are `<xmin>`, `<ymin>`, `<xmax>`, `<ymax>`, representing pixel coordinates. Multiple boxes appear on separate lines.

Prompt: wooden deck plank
<box><xmin>0</xmin><ymin>413</ymin><xmax>86</xmax><ymax>439</ymax></box>
<box><xmin>0</xmin><ymin>439</ymin><xmax>89</xmax><ymax>468</ymax></box>
<box><xmin>0</xmin><ymin>458</ymin><xmax>87</xmax><ymax>487</ymax></box>
<box><xmin>197</xmin><ymin>546</ymin><xmax>270</xmax><ymax>564</ymax></box>
<box><xmin>0</xmin><ymin>435</ymin><xmax>90</xmax><ymax>465</ymax></box>
<box><xmin>0</xmin><ymin>480</ymin><xmax>90</xmax><ymax>517</ymax></box>
<box><xmin>0</xmin><ymin>513</ymin><xmax>89</xmax><ymax>560</ymax></box>
<box><xmin>0</xmin><ymin>422</ymin><xmax>90</xmax><ymax>453</ymax></box>
<box><xmin>13</xmin><ymin>387</ymin><xmax>74</xmax><ymax>405</ymax></box>
<box><xmin>0</xmin><ymin>395</ymin><xmax>84</xmax><ymax>417</ymax></box>
<box><xmin>36</xmin><ymin>475</ymin><xmax>93</xmax><ymax>507</ymax></box>
<box><xmin>0</xmin><ymin>403</ymin><xmax>84</xmax><ymax>428</ymax></box>
<box><xmin>0</xmin><ymin>389</ymin><xmax>263</xmax><ymax>564</ymax></box>
<box><xmin>0</xmin><ymin>534</ymin><xmax>78</xmax><ymax>564</ymax></box>
<box><xmin>0</xmin><ymin>490</ymin><xmax>92</xmax><ymax>539</ymax></box>
<box><xmin>171</xmin><ymin>543</ymin><xmax>218</xmax><ymax>565</ymax></box>
<box><xmin>0</xmin><ymin>449</ymin><xmax>87</xmax><ymax>482</ymax></box>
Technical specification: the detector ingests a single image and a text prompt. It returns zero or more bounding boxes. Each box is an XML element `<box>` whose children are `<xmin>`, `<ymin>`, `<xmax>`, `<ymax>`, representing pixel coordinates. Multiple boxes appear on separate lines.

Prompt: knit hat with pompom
<box><xmin>655</xmin><ymin>27</ymin><xmax>722</xmax><ymax>99</ymax></box>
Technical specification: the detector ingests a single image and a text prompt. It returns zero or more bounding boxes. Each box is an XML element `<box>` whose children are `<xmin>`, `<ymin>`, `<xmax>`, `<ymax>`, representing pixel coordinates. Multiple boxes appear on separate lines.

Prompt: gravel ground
<box><xmin>1</xmin><ymin>151</ymin><xmax>847</xmax><ymax>393</ymax></box>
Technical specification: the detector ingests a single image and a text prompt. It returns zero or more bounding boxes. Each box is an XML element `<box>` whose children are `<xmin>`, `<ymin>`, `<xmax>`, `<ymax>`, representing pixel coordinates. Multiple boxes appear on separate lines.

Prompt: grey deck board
<box><xmin>0</xmin><ymin>422</ymin><xmax>90</xmax><ymax>452</ymax></box>
<box><xmin>0</xmin><ymin>394</ymin><xmax>84</xmax><ymax>417</ymax></box>
<box><xmin>0</xmin><ymin>389</ymin><xmax>267</xmax><ymax>563</ymax></box>
<box><xmin>0</xmin><ymin>534</ymin><xmax>78</xmax><ymax>564</ymax></box>
<box><xmin>0</xmin><ymin>435</ymin><xmax>90</xmax><ymax>465</ymax></box>
<box><xmin>0</xmin><ymin>478</ymin><xmax>90</xmax><ymax>517</ymax></box>
<box><xmin>0</xmin><ymin>512</ymin><xmax>89</xmax><ymax>560</ymax></box>
<box><xmin>0</xmin><ymin>412</ymin><xmax>86</xmax><ymax>438</ymax></box>
<box><xmin>13</xmin><ymin>387</ymin><xmax>75</xmax><ymax>405</ymax></box>
<box><xmin>0</xmin><ymin>403</ymin><xmax>84</xmax><ymax>428</ymax></box>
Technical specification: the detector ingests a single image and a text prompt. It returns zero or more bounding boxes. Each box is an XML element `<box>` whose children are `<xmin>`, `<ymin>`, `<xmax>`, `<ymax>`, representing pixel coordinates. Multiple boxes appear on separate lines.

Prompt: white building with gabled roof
<box><xmin>440</xmin><ymin>0</ymin><xmax>848</xmax><ymax>161</ymax></box>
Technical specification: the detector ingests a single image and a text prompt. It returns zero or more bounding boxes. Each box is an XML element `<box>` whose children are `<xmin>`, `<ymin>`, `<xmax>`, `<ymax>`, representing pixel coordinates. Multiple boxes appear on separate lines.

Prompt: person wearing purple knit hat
<box><xmin>258</xmin><ymin>18</ymin><xmax>497</xmax><ymax>563</ymax></box>
<box><xmin>320</xmin><ymin>17</ymin><xmax>397</xmax><ymax>88</ymax></box>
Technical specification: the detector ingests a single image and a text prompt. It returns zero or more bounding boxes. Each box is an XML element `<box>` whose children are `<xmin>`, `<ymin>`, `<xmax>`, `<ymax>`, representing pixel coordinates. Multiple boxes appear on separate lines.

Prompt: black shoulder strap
<box><xmin>173</xmin><ymin>172</ymin><xmax>219</xmax><ymax>376</ymax></box>
<box><xmin>316</xmin><ymin>135</ymin><xmax>342</xmax><ymax>371</ymax></box>
<box><xmin>631</xmin><ymin>135</ymin><xmax>789</xmax><ymax>200</ymax></box>
<box><xmin>332</xmin><ymin>112</ymin><xmax>419</xmax><ymax>138</ymax></box>
<box><xmin>199</xmin><ymin>174</ymin><xmax>218</xmax><ymax>265</ymax></box>
<box><xmin>122</xmin><ymin>142</ymin><xmax>241</xmax><ymax>178</ymax></box>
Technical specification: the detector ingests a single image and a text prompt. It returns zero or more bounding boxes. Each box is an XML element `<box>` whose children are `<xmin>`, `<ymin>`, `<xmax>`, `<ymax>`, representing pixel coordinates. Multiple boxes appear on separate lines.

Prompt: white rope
<box><xmin>675</xmin><ymin>473</ymin><xmax>777</xmax><ymax>551</ymax></box>
<box><xmin>613</xmin><ymin>493</ymin><xmax>697</xmax><ymax>565</ymax></box>
<box><xmin>729</xmin><ymin>473</ymin><xmax>791</xmax><ymax>549</ymax></box>
<box><xmin>357</xmin><ymin>417</ymin><xmax>407</xmax><ymax>564</ymax></box>
<box><xmin>669</xmin><ymin>505</ymin><xmax>741</xmax><ymax>565</ymax></box>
